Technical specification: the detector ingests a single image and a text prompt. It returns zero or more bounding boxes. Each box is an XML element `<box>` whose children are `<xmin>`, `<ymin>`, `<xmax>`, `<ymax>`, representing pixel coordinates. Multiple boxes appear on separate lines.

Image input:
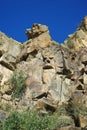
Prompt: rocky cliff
<box><xmin>0</xmin><ymin>17</ymin><xmax>87</xmax><ymax>129</ymax></box>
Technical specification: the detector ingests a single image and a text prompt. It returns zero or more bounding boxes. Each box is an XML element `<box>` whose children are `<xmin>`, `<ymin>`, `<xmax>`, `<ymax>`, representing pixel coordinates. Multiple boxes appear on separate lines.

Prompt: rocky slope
<box><xmin>0</xmin><ymin>16</ymin><xmax>87</xmax><ymax>129</ymax></box>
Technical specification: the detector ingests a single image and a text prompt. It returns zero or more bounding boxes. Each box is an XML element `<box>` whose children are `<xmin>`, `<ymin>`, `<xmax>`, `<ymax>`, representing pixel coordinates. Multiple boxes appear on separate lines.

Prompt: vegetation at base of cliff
<box><xmin>1</xmin><ymin>102</ymin><xmax>87</xmax><ymax>129</ymax></box>
<box><xmin>11</xmin><ymin>71</ymin><xmax>26</xmax><ymax>99</ymax></box>
<box><xmin>0</xmin><ymin>110</ymin><xmax>73</xmax><ymax>130</ymax></box>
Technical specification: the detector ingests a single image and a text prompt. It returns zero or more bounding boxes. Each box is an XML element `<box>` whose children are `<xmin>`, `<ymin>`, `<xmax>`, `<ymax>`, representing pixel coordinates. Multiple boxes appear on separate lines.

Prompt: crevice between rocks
<box><xmin>0</xmin><ymin>61</ymin><xmax>15</xmax><ymax>71</ymax></box>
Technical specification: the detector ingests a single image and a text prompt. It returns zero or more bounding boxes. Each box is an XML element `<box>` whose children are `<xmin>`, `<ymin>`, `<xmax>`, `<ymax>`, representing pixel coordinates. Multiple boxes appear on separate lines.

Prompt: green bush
<box><xmin>0</xmin><ymin>121</ymin><xmax>3</xmax><ymax>130</ymax></box>
<box><xmin>11</xmin><ymin>71</ymin><xmax>26</xmax><ymax>99</ymax></box>
<box><xmin>3</xmin><ymin>111</ymin><xmax>22</xmax><ymax>130</ymax></box>
<box><xmin>1</xmin><ymin>110</ymin><xmax>74</xmax><ymax>130</ymax></box>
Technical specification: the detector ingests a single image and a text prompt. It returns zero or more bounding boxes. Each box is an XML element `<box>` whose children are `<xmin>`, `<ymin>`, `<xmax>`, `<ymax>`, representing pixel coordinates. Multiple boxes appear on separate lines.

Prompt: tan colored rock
<box><xmin>81</xmin><ymin>16</ymin><xmax>87</xmax><ymax>31</ymax></box>
<box><xmin>79</xmin><ymin>115</ymin><xmax>87</xmax><ymax>128</ymax></box>
<box><xmin>34</xmin><ymin>99</ymin><xmax>57</xmax><ymax>112</ymax></box>
<box><xmin>2</xmin><ymin>94</ymin><xmax>11</xmax><ymax>101</ymax></box>
<box><xmin>49</xmin><ymin>75</ymin><xmax>74</xmax><ymax>103</ymax></box>
<box><xmin>0</xmin><ymin>32</ymin><xmax>21</xmax><ymax>55</ymax></box>
<box><xmin>0</xmin><ymin>32</ymin><xmax>22</xmax><ymax>70</ymax></box>
<box><xmin>0</xmin><ymin>85</ymin><xmax>12</xmax><ymax>95</ymax></box>
<box><xmin>83</xmin><ymin>73</ymin><xmax>87</xmax><ymax>85</ymax></box>
<box><xmin>64</xmin><ymin>16</ymin><xmax>87</xmax><ymax>50</ymax></box>
<box><xmin>80</xmin><ymin>48</ymin><xmax>87</xmax><ymax>65</ymax></box>
<box><xmin>0</xmin><ymin>64</ymin><xmax>13</xmax><ymax>86</ymax></box>
<box><xmin>26</xmin><ymin>24</ymin><xmax>49</xmax><ymax>39</ymax></box>
<box><xmin>26</xmin><ymin>24</ymin><xmax>52</xmax><ymax>48</ymax></box>
<box><xmin>42</xmin><ymin>69</ymin><xmax>55</xmax><ymax>86</ymax></box>
<box><xmin>76</xmin><ymin>30</ymin><xmax>86</xmax><ymax>39</ymax></box>
<box><xmin>33</xmin><ymin>32</ymin><xmax>52</xmax><ymax>48</ymax></box>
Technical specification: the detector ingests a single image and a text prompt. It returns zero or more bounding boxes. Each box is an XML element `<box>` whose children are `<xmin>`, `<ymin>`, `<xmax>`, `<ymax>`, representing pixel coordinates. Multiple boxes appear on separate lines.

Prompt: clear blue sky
<box><xmin>0</xmin><ymin>0</ymin><xmax>87</xmax><ymax>43</ymax></box>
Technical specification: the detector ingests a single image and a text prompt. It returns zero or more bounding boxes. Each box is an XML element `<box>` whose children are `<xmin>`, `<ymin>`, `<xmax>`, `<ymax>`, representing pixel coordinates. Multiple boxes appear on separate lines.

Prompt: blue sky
<box><xmin>0</xmin><ymin>0</ymin><xmax>87</xmax><ymax>43</ymax></box>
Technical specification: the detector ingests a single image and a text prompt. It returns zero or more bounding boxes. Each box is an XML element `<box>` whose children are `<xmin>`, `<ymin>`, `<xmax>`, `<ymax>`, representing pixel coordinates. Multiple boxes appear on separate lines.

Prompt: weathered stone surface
<box><xmin>0</xmin><ymin>32</ymin><xmax>21</xmax><ymax>86</ymax></box>
<box><xmin>64</xmin><ymin>16</ymin><xmax>87</xmax><ymax>50</ymax></box>
<box><xmin>26</xmin><ymin>24</ymin><xmax>52</xmax><ymax>48</ymax></box>
<box><xmin>26</xmin><ymin>24</ymin><xmax>49</xmax><ymax>39</ymax></box>
<box><xmin>42</xmin><ymin>69</ymin><xmax>55</xmax><ymax>86</ymax></box>
<box><xmin>83</xmin><ymin>73</ymin><xmax>87</xmax><ymax>85</ymax></box>
<box><xmin>79</xmin><ymin>16</ymin><xmax>87</xmax><ymax>31</ymax></box>
<box><xmin>34</xmin><ymin>98</ymin><xmax>58</xmax><ymax>112</ymax></box>
<box><xmin>0</xmin><ymin>32</ymin><xmax>21</xmax><ymax>59</ymax></box>
<box><xmin>0</xmin><ymin>64</ymin><xmax>13</xmax><ymax>86</ymax></box>
<box><xmin>49</xmin><ymin>75</ymin><xmax>74</xmax><ymax>103</ymax></box>
<box><xmin>2</xmin><ymin>94</ymin><xmax>11</xmax><ymax>101</ymax></box>
<box><xmin>1</xmin><ymin>17</ymin><xmax>87</xmax><ymax>129</ymax></box>
<box><xmin>79</xmin><ymin>115</ymin><xmax>87</xmax><ymax>128</ymax></box>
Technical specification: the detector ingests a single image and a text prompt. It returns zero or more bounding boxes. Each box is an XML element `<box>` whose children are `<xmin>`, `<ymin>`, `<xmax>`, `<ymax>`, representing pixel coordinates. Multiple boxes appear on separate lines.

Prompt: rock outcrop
<box><xmin>64</xmin><ymin>16</ymin><xmax>87</xmax><ymax>50</ymax></box>
<box><xmin>0</xmin><ymin>16</ymin><xmax>87</xmax><ymax>129</ymax></box>
<box><xmin>26</xmin><ymin>23</ymin><xmax>52</xmax><ymax>48</ymax></box>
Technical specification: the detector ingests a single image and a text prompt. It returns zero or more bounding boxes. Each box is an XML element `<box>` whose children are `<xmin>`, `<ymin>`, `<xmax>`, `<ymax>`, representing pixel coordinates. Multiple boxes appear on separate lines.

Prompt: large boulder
<box><xmin>25</xmin><ymin>23</ymin><xmax>52</xmax><ymax>48</ymax></box>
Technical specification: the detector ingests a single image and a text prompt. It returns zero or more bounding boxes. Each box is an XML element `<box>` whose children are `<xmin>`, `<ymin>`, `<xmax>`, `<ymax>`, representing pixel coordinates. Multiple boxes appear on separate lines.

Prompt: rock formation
<box><xmin>0</xmin><ymin>16</ymin><xmax>87</xmax><ymax>129</ymax></box>
<box><xmin>26</xmin><ymin>23</ymin><xmax>52</xmax><ymax>47</ymax></box>
<box><xmin>64</xmin><ymin>16</ymin><xmax>87</xmax><ymax>50</ymax></box>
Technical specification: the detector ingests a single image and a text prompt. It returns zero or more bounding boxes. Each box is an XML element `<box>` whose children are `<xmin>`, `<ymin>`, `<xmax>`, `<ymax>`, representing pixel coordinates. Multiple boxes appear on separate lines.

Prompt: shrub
<box><xmin>0</xmin><ymin>121</ymin><xmax>3</xmax><ymax>130</ymax></box>
<box><xmin>11</xmin><ymin>71</ymin><xmax>26</xmax><ymax>99</ymax></box>
<box><xmin>18</xmin><ymin>111</ymin><xmax>53</xmax><ymax>130</ymax></box>
<box><xmin>3</xmin><ymin>111</ymin><xmax>22</xmax><ymax>130</ymax></box>
<box><xmin>2</xmin><ymin>110</ymin><xmax>74</xmax><ymax>130</ymax></box>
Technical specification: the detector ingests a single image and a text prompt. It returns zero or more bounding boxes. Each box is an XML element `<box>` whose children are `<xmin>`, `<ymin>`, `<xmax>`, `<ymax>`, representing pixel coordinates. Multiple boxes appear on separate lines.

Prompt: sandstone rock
<box><xmin>79</xmin><ymin>16</ymin><xmax>87</xmax><ymax>31</ymax></box>
<box><xmin>0</xmin><ymin>54</ymin><xmax>16</xmax><ymax>70</ymax></box>
<box><xmin>28</xmin><ymin>81</ymin><xmax>42</xmax><ymax>99</ymax></box>
<box><xmin>26</xmin><ymin>24</ymin><xmax>52</xmax><ymax>48</ymax></box>
<box><xmin>76</xmin><ymin>30</ymin><xmax>86</xmax><ymax>39</ymax></box>
<box><xmin>26</xmin><ymin>24</ymin><xmax>49</xmax><ymax>39</ymax></box>
<box><xmin>49</xmin><ymin>75</ymin><xmax>74</xmax><ymax>103</ymax></box>
<box><xmin>0</xmin><ymin>32</ymin><xmax>21</xmax><ymax>87</ymax></box>
<box><xmin>80</xmin><ymin>48</ymin><xmax>87</xmax><ymax>65</ymax></box>
<box><xmin>0</xmin><ymin>32</ymin><xmax>21</xmax><ymax>63</ymax></box>
<box><xmin>79</xmin><ymin>115</ymin><xmax>87</xmax><ymax>128</ymax></box>
<box><xmin>64</xmin><ymin>16</ymin><xmax>87</xmax><ymax>50</ymax></box>
<box><xmin>0</xmin><ymin>64</ymin><xmax>13</xmax><ymax>86</ymax></box>
<box><xmin>0</xmin><ymin>18</ymin><xmax>87</xmax><ymax>130</ymax></box>
<box><xmin>42</xmin><ymin>69</ymin><xmax>55</xmax><ymax>86</ymax></box>
<box><xmin>83</xmin><ymin>73</ymin><xmax>87</xmax><ymax>85</ymax></box>
<box><xmin>17</xmin><ymin>57</ymin><xmax>43</xmax><ymax>76</ymax></box>
<box><xmin>2</xmin><ymin>94</ymin><xmax>11</xmax><ymax>101</ymax></box>
<box><xmin>34</xmin><ymin>98</ymin><xmax>57</xmax><ymax>112</ymax></box>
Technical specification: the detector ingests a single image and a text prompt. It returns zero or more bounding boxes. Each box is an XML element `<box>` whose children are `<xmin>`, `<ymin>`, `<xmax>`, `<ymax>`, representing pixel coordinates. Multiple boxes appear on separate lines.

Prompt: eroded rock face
<box><xmin>1</xmin><ymin>17</ymin><xmax>87</xmax><ymax>129</ymax></box>
<box><xmin>64</xmin><ymin>16</ymin><xmax>87</xmax><ymax>50</ymax></box>
<box><xmin>0</xmin><ymin>32</ymin><xmax>22</xmax><ymax>92</ymax></box>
